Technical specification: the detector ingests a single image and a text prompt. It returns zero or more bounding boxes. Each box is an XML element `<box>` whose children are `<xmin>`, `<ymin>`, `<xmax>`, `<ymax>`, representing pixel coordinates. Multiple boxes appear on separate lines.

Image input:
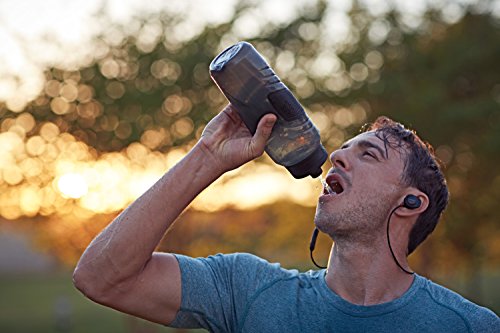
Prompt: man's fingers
<box><xmin>249</xmin><ymin>113</ymin><xmax>277</xmax><ymax>156</ymax></box>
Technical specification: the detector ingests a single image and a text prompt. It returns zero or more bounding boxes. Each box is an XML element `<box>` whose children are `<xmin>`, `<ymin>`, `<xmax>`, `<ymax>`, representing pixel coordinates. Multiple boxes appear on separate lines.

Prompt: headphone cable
<box><xmin>387</xmin><ymin>206</ymin><xmax>414</xmax><ymax>275</ymax></box>
<box><xmin>309</xmin><ymin>228</ymin><xmax>327</xmax><ymax>269</ymax></box>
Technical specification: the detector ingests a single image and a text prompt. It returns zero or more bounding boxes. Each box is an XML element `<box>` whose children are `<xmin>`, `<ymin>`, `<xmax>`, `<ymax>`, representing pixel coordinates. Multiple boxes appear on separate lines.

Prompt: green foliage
<box><xmin>18</xmin><ymin>23</ymin><xmax>233</xmax><ymax>152</ymax></box>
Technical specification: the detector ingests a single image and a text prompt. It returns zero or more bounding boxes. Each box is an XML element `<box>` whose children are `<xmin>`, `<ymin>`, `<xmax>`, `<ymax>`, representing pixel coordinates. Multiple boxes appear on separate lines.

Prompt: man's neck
<box><xmin>324</xmin><ymin>240</ymin><xmax>414</xmax><ymax>306</ymax></box>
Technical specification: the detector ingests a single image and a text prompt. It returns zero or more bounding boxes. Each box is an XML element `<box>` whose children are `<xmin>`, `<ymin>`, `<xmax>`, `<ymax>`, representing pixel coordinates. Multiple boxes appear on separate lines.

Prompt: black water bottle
<box><xmin>209</xmin><ymin>41</ymin><xmax>327</xmax><ymax>179</ymax></box>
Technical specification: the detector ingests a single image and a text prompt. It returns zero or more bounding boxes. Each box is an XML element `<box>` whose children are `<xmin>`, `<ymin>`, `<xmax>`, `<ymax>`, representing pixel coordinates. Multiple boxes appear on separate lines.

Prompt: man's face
<box><xmin>314</xmin><ymin>131</ymin><xmax>407</xmax><ymax>241</ymax></box>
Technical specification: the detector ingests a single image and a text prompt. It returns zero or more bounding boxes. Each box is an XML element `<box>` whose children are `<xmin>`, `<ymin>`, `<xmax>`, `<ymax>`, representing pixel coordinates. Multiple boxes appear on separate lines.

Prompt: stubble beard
<box><xmin>314</xmin><ymin>193</ymin><xmax>394</xmax><ymax>246</ymax></box>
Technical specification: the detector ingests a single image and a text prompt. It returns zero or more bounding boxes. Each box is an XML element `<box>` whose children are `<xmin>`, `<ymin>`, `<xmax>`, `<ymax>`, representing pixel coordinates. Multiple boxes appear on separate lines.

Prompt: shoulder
<box><xmin>176</xmin><ymin>252</ymin><xmax>293</xmax><ymax>274</ymax></box>
<box><xmin>417</xmin><ymin>275</ymin><xmax>499</xmax><ymax>332</ymax></box>
<box><xmin>174</xmin><ymin>252</ymin><xmax>298</xmax><ymax>290</ymax></box>
<box><xmin>171</xmin><ymin>253</ymin><xmax>300</xmax><ymax>331</ymax></box>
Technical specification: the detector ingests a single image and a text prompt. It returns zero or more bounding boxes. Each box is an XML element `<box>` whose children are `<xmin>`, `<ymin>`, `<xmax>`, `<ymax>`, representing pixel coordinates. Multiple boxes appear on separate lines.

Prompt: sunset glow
<box><xmin>57</xmin><ymin>173</ymin><xmax>88</xmax><ymax>199</ymax></box>
<box><xmin>0</xmin><ymin>119</ymin><xmax>321</xmax><ymax>220</ymax></box>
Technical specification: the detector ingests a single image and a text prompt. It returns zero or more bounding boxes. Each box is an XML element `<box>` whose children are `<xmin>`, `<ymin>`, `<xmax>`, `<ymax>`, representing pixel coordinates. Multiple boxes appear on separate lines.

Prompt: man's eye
<box><xmin>363</xmin><ymin>151</ymin><xmax>376</xmax><ymax>158</ymax></box>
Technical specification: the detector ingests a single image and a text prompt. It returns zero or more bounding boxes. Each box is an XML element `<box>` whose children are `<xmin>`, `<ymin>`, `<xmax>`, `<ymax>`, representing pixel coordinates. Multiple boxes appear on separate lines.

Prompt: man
<box><xmin>73</xmin><ymin>105</ymin><xmax>499</xmax><ymax>332</ymax></box>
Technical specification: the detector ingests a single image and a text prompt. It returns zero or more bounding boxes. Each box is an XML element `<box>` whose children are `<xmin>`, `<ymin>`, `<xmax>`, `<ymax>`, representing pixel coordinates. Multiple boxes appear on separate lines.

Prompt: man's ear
<box><xmin>395</xmin><ymin>190</ymin><xmax>429</xmax><ymax>217</ymax></box>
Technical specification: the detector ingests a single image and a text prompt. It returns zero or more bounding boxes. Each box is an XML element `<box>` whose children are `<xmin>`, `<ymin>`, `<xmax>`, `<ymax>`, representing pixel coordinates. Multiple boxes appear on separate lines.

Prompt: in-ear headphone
<box><xmin>403</xmin><ymin>194</ymin><xmax>421</xmax><ymax>210</ymax></box>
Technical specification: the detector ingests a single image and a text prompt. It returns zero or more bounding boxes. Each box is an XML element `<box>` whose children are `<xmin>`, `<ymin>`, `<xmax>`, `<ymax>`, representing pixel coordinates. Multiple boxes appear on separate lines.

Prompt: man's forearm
<box><xmin>74</xmin><ymin>142</ymin><xmax>222</xmax><ymax>289</ymax></box>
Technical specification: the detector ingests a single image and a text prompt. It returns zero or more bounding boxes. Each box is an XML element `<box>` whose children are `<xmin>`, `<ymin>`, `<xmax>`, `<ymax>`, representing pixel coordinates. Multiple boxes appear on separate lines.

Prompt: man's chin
<box><xmin>313</xmin><ymin>215</ymin><xmax>338</xmax><ymax>237</ymax></box>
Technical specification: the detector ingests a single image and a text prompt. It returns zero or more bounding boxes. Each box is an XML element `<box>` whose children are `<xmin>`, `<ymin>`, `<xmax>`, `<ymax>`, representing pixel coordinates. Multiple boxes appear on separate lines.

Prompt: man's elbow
<box><xmin>72</xmin><ymin>264</ymin><xmax>110</xmax><ymax>303</ymax></box>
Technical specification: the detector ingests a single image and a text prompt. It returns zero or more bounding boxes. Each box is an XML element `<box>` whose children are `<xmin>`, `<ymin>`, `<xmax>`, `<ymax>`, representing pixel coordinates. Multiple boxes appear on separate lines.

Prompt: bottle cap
<box><xmin>286</xmin><ymin>145</ymin><xmax>328</xmax><ymax>179</ymax></box>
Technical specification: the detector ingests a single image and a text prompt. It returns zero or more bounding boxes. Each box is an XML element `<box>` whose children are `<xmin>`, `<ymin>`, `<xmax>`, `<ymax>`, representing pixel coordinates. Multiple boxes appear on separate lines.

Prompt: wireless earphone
<box><xmin>403</xmin><ymin>194</ymin><xmax>421</xmax><ymax>210</ymax></box>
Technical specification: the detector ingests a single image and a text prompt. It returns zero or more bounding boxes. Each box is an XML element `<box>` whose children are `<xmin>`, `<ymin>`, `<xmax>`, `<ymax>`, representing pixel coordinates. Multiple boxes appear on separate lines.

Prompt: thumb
<box><xmin>249</xmin><ymin>113</ymin><xmax>277</xmax><ymax>156</ymax></box>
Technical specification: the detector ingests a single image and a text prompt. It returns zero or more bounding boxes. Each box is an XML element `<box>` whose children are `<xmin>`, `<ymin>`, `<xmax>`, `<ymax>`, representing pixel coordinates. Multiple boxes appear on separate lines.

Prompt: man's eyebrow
<box><xmin>341</xmin><ymin>140</ymin><xmax>387</xmax><ymax>159</ymax></box>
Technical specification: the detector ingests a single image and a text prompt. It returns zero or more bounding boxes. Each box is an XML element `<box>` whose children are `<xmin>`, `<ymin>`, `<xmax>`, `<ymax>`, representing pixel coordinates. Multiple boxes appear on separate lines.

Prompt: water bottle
<box><xmin>209</xmin><ymin>41</ymin><xmax>327</xmax><ymax>179</ymax></box>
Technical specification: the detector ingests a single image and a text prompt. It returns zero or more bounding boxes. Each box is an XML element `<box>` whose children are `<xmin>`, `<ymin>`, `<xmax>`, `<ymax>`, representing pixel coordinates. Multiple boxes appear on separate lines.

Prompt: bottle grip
<box><xmin>238</xmin><ymin>108</ymin><xmax>259</xmax><ymax>134</ymax></box>
<box><xmin>268</xmin><ymin>89</ymin><xmax>306</xmax><ymax>121</ymax></box>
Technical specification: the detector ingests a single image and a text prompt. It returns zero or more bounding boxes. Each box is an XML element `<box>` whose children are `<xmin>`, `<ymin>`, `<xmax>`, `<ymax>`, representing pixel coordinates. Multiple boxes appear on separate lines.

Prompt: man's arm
<box><xmin>72</xmin><ymin>105</ymin><xmax>277</xmax><ymax>325</ymax></box>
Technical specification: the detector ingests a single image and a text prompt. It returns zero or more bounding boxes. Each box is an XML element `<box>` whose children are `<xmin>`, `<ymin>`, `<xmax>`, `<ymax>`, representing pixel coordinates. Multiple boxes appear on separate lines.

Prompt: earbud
<box><xmin>403</xmin><ymin>194</ymin><xmax>421</xmax><ymax>210</ymax></box>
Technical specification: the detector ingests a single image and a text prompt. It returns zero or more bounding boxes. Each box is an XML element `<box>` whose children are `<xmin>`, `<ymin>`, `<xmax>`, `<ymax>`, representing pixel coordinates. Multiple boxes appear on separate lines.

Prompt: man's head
<box><xmin>367</xmin><ymin>116</ymin><xmax>449</xmax><ymax>254</ymax></box>
<box><xmin>314</xmin><ymin>116</ymin><xmax>449</xmax><ymax>254</ymax></box>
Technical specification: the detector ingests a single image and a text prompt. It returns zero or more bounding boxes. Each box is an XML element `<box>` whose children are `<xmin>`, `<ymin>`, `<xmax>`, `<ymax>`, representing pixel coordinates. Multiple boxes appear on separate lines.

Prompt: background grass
<box><xmin>0</xmin><ymin>270</ymin><xmax>203</xmax><ymax>333</ymax></box>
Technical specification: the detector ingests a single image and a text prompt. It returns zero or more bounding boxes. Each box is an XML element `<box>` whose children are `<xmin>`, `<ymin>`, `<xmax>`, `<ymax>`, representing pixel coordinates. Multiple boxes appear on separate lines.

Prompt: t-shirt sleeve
<box><xmin>424</xmin><ymin>277</ymin><xmax>500</xmax><ymax>332</ymax></box>
<box><xmin>464</xmin><ymin>302</ymin><xmax>500</xmax><ymax>333</ymax></box>
<box><xmin>169</xmin><ymin>252</ymin><xmax>292</xmax><ymax>332</ymax></box>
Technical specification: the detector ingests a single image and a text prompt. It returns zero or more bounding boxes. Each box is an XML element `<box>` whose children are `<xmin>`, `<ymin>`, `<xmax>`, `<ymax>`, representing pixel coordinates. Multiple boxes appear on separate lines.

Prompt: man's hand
<box><xmin>200</xmin><ymin>104</ymin><xmax>277</xmax><ymax>173</ymax></box>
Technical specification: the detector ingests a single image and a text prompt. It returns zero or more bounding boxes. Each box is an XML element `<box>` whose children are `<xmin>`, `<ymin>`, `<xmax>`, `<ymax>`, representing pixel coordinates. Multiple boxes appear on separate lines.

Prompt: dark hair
<box><xmin>366</xmin><ymin>116</ymin><xmax>449</xmax><ymax>255</ymax></box>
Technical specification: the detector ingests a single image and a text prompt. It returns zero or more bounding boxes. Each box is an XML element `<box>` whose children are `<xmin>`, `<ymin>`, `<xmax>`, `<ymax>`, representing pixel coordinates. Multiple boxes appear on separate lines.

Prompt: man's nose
<box><xmin>330</xmin><ymin>149</ymin><xmax>349</xmax><ymax>170</ymax></box>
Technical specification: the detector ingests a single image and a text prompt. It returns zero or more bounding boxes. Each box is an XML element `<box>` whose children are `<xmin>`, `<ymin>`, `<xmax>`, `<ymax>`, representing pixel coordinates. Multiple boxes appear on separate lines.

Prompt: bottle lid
<box><xmin>286</xmin><ymin>145</ymin><xmax>328</xmax><ymax>179</ymax></box>
<box><xmin>209</xmin><ymin>42</ymin><xmax>246</xmax><ymax>72</ymax></box>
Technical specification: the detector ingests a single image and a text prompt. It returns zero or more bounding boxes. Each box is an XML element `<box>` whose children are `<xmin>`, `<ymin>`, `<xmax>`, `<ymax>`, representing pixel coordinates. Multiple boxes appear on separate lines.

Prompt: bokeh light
<box><xmin>0</xmin><ymin>118</ymin><xmax>326</xmax><ymax>220</ymax></box>
<box><xmin>57</xmin><ymin>173</ymin><xmax>89</xmax><ymax>199</ymax></box>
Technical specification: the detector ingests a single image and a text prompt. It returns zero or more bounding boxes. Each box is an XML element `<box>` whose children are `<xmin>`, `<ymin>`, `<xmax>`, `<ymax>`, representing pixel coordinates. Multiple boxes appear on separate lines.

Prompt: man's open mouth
<box><xmin>323</xmin><ymin>178</ymin><xmax>344</xmax><ymax>195</ymax></box>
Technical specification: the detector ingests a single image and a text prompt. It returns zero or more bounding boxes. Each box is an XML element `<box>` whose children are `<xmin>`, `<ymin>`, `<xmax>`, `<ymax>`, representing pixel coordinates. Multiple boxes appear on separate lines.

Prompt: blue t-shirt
<box><xmin>170</xmin><ymin>253</ymin><xmax>499</xmax><ymax>332</ymax></box>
